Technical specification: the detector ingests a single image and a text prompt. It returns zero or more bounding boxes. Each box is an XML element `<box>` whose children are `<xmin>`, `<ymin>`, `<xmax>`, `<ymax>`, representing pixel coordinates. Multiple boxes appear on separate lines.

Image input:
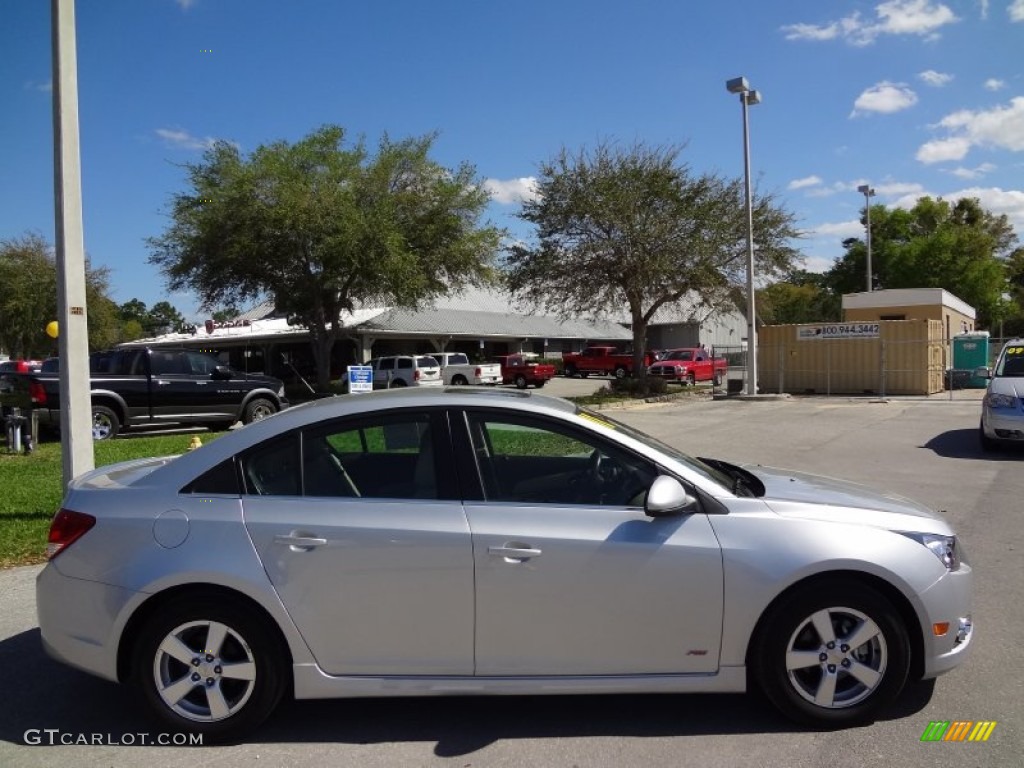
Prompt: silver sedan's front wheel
<box><xmin>134</xmin><ymin>598</ymin><xmax>286</xmax><ymax>740</ymax></box>
<box><xmin>784</xmin><ymin>606</ymin><xmax>888</xmax><ymax>709</ymax></box>
<box><xmin>754</xmin><ymin>580</ymin><xmax>910</xmax><ymax>726</ymax></box>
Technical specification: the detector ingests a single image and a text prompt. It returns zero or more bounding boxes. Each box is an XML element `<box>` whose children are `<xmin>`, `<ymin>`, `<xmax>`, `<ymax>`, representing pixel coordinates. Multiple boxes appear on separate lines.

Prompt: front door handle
<box><xmin>274</xmin><ymin>533</ymin><xmax>328</xmax><ymax>551</ymax></box>
<box><xmin>488</xmin><ymin>545</ymin><xmax>542</xmax><ymax>561</ymax></box>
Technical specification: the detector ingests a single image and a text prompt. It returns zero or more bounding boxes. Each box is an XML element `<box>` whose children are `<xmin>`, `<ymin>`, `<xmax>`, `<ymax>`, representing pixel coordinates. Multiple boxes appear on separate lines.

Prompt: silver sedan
<box><xmin>36</xmin><ymin>388</ymin><xmax>973</xmax><ymax>741</ymax></box>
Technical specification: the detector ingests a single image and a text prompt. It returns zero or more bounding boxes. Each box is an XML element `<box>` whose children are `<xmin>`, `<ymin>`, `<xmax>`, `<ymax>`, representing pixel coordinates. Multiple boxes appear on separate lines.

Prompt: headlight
<box><xmin>900</xmin><ymin>532</ymin><xmax>963</xmax><ymax>571</ymax></box>
<box><xmin>278</xmin><ymin>385</ymin><xmax>285</xmax><ymax>397</ymax></box>
<box><xmin>986</xmin><ymin>392</ymin><xmax>1017</xmax><ymax>409</ymax></box>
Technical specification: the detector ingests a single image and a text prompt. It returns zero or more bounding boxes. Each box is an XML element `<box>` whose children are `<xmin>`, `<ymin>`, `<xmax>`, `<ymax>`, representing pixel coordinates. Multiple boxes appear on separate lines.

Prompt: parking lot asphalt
<box><xmin>1</xmin><ymin>392</ymin><xmax>1019</xmax><ymax>768</ymax></box>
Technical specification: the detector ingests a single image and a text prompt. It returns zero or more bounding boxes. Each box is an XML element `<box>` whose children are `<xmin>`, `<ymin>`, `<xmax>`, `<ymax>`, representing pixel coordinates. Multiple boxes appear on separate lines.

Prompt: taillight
<box><xmin>47</xmin><ymin>509</ymin><xmax>96</xmax><ymax>559</ymax></box>
<box><xmin>475</xmin><ymin>367</ymin><xmax>482</xmax><ymax>377</ymax></box>
<box><xmin>30</xmin><ymin>380</ymin><xmax>47</xmax><ymax>405</ymax></box>
<box><xmin>414</xmin><ymin>369</ymin><xmax>421</xmax><ymax>381</ymax></box>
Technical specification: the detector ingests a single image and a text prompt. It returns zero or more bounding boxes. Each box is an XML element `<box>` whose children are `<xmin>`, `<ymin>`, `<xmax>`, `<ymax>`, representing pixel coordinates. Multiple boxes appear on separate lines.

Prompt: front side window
<box><xmin>466</xmin><ymin>412</ymin><xmax>656</xmax><ymax>507</ymax></box>
<box><xmin>378</xmin><ymin>358</ymin><xmax>395</xmax><ymax>371</ymax></box>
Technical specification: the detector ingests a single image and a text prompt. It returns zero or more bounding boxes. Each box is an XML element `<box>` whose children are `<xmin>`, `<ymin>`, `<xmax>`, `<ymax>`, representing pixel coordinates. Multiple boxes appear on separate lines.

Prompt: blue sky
<box><xmin>2</xmin><ymin>0</ymin><xmax>1023</xmax><ymax>320</ymax></box>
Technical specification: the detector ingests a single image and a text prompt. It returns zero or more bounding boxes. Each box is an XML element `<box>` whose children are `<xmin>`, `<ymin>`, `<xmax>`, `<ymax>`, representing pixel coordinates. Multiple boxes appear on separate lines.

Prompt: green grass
<box><xmin>0</xmin><ymin>432</ymin><xmax>226</xmax><ymax>568</ymax></box>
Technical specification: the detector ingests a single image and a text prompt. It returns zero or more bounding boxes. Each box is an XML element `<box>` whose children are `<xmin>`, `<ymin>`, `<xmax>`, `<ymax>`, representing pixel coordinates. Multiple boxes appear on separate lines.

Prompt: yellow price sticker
<box><xmin>577</xmin><ymin>411</ymin><xmax>617</xmax><ymax>430</ymax></box>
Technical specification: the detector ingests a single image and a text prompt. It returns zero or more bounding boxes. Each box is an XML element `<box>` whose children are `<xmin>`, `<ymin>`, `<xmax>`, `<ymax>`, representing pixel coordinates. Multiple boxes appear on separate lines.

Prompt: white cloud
<box><xmin>984</xmin><ymin>78</ymin><xmax>1006</xmax><ymax>91</ymax></box>
<box><xmin>483</xmin><ymin>177</ymin><xmax>539</xmax><ymax>205</ymax></box>
<box><xmin>851</xmin><ymin>82</ymin><xmax>919</xmax><ymax>116</ymax></box>
<box><xmin>916</xmin><ymin>136</ymin><xmax>972</xmax><ymax>163</ymax></box>
<box><xmin>811</xmin><ymin>220</ymin><xmax>866</xmax><ymax>238</ymax></box>
<box><xmin>979</xmin><ymin>0</ymin><xmax>989</xmax><ymax>20</ymax></box>
<box><xmin>918</xmin><ymin>69</ymin><xmax>953</xmax><ymax>86</ymax></box>
<box><xmin>949</xmin><ymin>162</ymin><xmax>996</xmax><ymax>179</ymax></box>
<box><xmin>175</xmin><ymin>0</ymin><xmax>198</xmax><ymax>9</ymax></box>
<box><xmin>24</xmin><ymin>79</ymin><xmax>52</xmax><ymax>92</ymax></box>
<box><xmin>874</xmin><ymin>181</ymin><xmax>926</xmax><ymax>196</ymax></box>
<box><xmin>782</xmin><ymin>0</ymin><xmax>959</xmax><ymax>46</ymax></box>
<box><xmin>788</xmin><ymin>175</ymin><xmax>823</xmax><ymax>190</ymax></box>
<box><xmin>155</xmin><ymin>128</ymin><xmax>220</xmax><ymax>151</ymax></box>
<box><xmin>931</xmin><ymin>97</ymin><xmax>1024</xmax><ymax>156</ymax></box>
<box><xmin>1010</xmin><ymin>0</ymin><xmax>1024</xmax><ymax>22</ymax></box>
<box><xmin>949</xmin><ymin>186</ymin><xmax>1024</xmax><ymax>231</ymax></box>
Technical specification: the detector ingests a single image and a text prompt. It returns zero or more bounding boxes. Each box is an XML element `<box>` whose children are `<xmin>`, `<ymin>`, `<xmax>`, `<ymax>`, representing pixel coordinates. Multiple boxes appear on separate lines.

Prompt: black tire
<box><xmin>579</xmin><ymin>371</ymin><xmax>589</xmax><ymax>379</ymax></box>
<box><xmin>131</xmin><ymin>597</ymin><xmax>287</xmax><ymax>742</ymax></box>
<box><xmin>535</xmin><ymin>379</ymin><xmax>546</xmax><ymax>388</ymax></box>
<box><xmin>389</xmin><ymin>378</ymin><xmax>407</xmax><ymax>388</ymax></box>
<box><xmin>91</xmin><ymin>405</ymin><xmax>120</xmax><ymax>441</ymax></box>
<box><xmin>514</xmin><ymin>374</ymin><xmax>528</xmax><ymax>389</ymax></box>
<box><xmin>565</xmin><ymin>364</ymin><xmax>577</xmax><ymax>378</ymax></box>
<box><xmin>451</xmin><ymin>375</ymin><xmax>468</xmax><ymax>386</ymax></box>
<box><xmin>979</xmin><ymin>420</ymin><xmax>997</xmax><ymax>452</ymax></box>
<box><xmin>242</xmin><ymin>398</ymin><xmax>276</xmax><ymax>424</ymax></box>
<box><xmin>713</xmin><ymin>372</ymin><xmax>723</xmax><ymax>387</ymax></box>
<box><xmin>687</xmin><ymin>373</ymin><xmax>697</xmax><ymax>387</ymax></box>
<box><xmin>753</xmin><ymin>579</ymin><xmax>910</xmax><ymax>726</ymax></box>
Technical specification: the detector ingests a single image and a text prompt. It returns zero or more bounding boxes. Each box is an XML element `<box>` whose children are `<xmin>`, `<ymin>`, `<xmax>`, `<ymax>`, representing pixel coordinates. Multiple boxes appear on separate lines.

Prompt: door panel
<box><xmin>467</xmin><ymin>503</ymin><xmax>723</xmax><ymax>675</ymax></box>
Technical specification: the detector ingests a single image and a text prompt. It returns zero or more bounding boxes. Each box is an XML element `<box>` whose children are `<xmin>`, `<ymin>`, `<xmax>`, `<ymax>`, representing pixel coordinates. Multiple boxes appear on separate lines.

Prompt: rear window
<box><xmin>417</xmin><ymin>356</ymin><xmax>439</xmax><ymax>368</ymax></box>
<box><xmin>447</xmin><ymin>353</ymin><xmax>469</xmax><ymax>365</ymax></box>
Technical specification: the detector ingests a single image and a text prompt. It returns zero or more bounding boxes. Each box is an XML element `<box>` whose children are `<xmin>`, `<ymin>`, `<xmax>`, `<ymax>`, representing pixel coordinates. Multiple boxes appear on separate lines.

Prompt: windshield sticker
<box><xmin>1006</xmin><ymin>346</ymin><xmax>1024</xmax><ymax>356</ymax></box>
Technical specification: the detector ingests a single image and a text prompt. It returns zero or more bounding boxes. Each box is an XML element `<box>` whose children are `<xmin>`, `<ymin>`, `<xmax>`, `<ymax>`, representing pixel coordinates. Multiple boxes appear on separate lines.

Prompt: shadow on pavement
<box><xmin>922</xmin><ymin>429</ymin><xmax>1024</xmax><ymax>460</ymax></box>
<box><xmin>0</xmin><ymin>628</ymin><xmax>936</xmax><ymax>755</ymax></box>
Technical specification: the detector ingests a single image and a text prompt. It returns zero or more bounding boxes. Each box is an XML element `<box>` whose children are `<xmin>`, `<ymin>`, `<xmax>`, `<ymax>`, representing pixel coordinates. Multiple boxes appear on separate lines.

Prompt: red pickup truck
<box><xmin>647</xmin><ymin>348</ymin><xmax>727</xmax><ymax>386</ymax></box>
<box><xmin>494</xmin><ymin>355</ymin><xmax>557</xmax><ymax>389</ymax></box>
<box><xmin>562</xmin><ymin>346</ymin><xmax>653</xmax><ymax>379</ymax></box>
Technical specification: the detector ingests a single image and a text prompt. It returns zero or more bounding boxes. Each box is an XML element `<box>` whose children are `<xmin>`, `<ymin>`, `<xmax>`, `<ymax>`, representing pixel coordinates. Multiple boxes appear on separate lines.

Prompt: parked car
<box><xmin>368</xmin><ymin>355</ymin><xmax>443</xmax><ymax>388</ymax></box>
<box><xmin>494</xmin><ymin>354</ymin><xmax>556</xmax><ymax>388</ymax></box>
<box><xmin>37</xmin><ymin>388</ymin><xmax>972</xmax><ymax>740</ymax></box>
<box><xmin>647</xmin><ymin>348</ymin><xmax>728</xmax><ymax>386</ymax></box>
<box><xmin>432</xmin><ymin>352</ymin><xmax>502</xmax><ymax>386</ymax></box>
<box><xmin>0</xmin><ymin>359</ymin><xmax>43</xmax><ymax>373</ymax></box>
<box><xmin>975</xmin><ymin>337</ymin><xmax>1024</xmax><ymax>451</ymax></box>
<box><xmin>562</xmin><ymin>346</ymin><xmax>653</xmax><ymax>379</ymax></box>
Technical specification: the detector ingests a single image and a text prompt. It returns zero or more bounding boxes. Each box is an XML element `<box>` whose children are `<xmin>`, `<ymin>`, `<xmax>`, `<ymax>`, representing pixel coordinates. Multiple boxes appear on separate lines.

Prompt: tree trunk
<box><xmin>308</xmin><ymin>326</ymin><xmax>336</xmax><ymax>392</ymax></box>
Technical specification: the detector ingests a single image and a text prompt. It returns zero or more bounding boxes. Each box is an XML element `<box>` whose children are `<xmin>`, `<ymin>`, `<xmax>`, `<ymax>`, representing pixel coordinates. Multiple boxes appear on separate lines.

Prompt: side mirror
<box><xmin>973</xmin><ymin>367</ymin><xmax>992</xmax><ymax>380</ymax></box>
<box><xmin>645</xmin><ymin>475</ymin><xmax>698</xmax><ymax>517</ymax></box>
<box><xmin>212</xmin><ymin>365</ymin><xmax>234</xmax><ymax>380</ymax></box>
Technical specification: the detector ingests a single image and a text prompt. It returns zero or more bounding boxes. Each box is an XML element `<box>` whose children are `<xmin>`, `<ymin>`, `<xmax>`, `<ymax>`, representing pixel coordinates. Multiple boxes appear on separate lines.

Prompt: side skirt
<box><xmin>293</xmin><ymin>666</ymin><xmax>747</xmax><ymax>699</ymax></box>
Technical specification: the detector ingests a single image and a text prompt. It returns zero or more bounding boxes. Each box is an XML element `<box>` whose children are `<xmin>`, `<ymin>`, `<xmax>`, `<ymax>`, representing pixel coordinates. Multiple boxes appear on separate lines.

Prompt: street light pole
<box><xmin>857</xmin><ymin>184</ymin><xmax>875</xmax><ymax>292</ymax></box>
<box><xmin>726</xmin><ymin>77</ymin><xmax>761</xmax><ymax>396</ymax></box>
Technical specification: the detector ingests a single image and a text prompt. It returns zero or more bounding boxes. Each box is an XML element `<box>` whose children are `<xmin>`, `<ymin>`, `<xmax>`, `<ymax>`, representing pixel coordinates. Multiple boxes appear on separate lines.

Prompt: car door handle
<box><xmin>274</xmin><ymin>534</ymin><xmax>328</xmax><ymax>551</ymax></box>
<box><xmin>488</xmin><ymin>545</ymin><xmax>542</xmax><ymax>560</ymax></box>
<box><xmin>156</xmin><ymin>380</ymin><xmax>170</xmax><ymax>386</ymax></box>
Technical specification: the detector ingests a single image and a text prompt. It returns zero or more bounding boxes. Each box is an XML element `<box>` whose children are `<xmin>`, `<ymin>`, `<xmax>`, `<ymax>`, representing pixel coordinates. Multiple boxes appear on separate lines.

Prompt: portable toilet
<box><xmin>952</xmin><ymin>331</ymin><xmax>990</xmax><ymax>387</ymax></box>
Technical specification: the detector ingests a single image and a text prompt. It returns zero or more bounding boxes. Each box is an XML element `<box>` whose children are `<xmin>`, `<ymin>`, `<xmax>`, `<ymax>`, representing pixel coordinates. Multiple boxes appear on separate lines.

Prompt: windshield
<box><xmin>994</xmin><ymin>344</ymin><xmax>1024</xmax><ymax>377</ymax></box>
<box><xmin>664</xmin><ymin>350</ymin><xmax>693</xmax><ymax>361</ymax></box>
<box><xmin>577</xmin><ymin>406</ymin><xmax>733</xmax><ymax>490</ymax></box>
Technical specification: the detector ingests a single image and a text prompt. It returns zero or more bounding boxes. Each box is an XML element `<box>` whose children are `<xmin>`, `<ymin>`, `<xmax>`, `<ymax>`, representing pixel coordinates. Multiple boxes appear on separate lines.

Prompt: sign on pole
<box><xmin>347</xmin><ymin>365</ymin><xmax>373</xmax><ymax>394</ymax></box>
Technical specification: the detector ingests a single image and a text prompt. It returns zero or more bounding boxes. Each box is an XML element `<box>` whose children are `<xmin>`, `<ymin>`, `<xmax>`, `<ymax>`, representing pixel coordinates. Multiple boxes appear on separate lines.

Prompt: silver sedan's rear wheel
<box><xmin>754</xmin><ymin>580</ymin><xmax>910</xmax><ymax>725</ymax></box>
<box><xmin>133</xmin><ymin>598</ymin><xmax>286</xmax><ymax>740</ymax></box>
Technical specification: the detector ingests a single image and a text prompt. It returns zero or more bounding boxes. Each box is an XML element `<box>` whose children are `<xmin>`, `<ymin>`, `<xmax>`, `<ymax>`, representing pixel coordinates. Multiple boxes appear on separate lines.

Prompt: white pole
<box><xmin>52</xmin><ymin>0</ymin><xmax>95</xmax><ymax>488</ymax></box>
<box><xmin>741</xmin><ymin>92</ymin><xmax>758</xmax><ymax>396</ymax></box>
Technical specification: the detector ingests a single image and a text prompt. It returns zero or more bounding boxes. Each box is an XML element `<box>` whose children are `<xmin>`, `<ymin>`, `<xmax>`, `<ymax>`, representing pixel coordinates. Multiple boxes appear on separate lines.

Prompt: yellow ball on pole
<box><xmin>46</xmin><ymin>321</ymin><xmax>60</xmax><ymax>339</ymax></box>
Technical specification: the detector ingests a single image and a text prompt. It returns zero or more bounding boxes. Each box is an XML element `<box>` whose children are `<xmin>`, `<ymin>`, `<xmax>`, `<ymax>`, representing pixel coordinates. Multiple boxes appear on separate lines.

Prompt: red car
<box><xmin>494</xmin><ymin>354</ymin><xmax>556</xmax><ymax>389</ymax></box>
<box><xmin>0</xmin><ymin>359</ymin><xmax>43</xmax><ymax>373</ymax></box>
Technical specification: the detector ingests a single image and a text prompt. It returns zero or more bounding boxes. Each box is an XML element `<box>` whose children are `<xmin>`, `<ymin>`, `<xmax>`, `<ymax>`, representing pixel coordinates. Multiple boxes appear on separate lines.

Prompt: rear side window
<box><xmin>242</xmin><ymin>434</ymin><xmax>301</xmax><ymax>496</ymax></box>
<box><xmin>397</xmin><ymin>358</ymin><xmax>412</xmax><ymax>369</ymax></box>
<box><xmin>182</xmin><ymin>458</ymin><xmax>240</xmax><ymax>495</ymax></box>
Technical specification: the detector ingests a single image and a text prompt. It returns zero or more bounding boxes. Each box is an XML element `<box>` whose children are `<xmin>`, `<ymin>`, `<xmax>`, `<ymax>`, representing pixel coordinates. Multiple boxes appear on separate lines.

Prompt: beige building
<box><xmin>842</xmin><ymin>288</ymin><xmax>976</xmax><ymax>339</ymax></box>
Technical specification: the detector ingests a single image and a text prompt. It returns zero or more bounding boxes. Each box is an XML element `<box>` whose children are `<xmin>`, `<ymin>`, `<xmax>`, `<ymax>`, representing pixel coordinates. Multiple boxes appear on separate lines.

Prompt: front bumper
<box><xmin>916</xmin><ymin>563</ymin><xmax>974</xmax><ymax>678</ymax></box>
<box><xmin>982</xmin><ymin>405</ymin><xmax>1024</xmax><ymax>441</ymax></box>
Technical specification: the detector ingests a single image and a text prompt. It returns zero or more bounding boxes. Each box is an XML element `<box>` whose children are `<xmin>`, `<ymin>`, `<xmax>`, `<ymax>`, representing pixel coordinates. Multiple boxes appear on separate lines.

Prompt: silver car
<box><xmin>37</xmin><ymin>388</ymin><xmax>973</xmax><ymax>740</ymax></box>
<box><xmin>977</xmin><ymin>338</ymin><xmax>1024</xmax><ymax>450</ymax></box>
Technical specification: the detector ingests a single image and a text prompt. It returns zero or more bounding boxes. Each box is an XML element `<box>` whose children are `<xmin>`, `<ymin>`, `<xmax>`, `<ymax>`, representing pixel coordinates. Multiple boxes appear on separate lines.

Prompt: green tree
<box><xmin>0</xmin><ymin>232</ymin><xmax>118</xmax><ymax>357</ymax></box>
<box><xmin>505</xmin><ymin>141</ymin><xmax>801</xmax><ymax>375</ymax></box>
<box><xmin>149</xmin><ymin>125</ymin><xmax>502</xmax><ymax>389</ymax></box>
<box><xmin>146</xmin><ymin>301</ymin><xmax>186</xmax><ymax>335</ymax></box>
<box><xmin>758</xmin><ymin>270</ymin><xmax>839</xmax><ymax>325</ymax></box>
<box><xmin>825</xmin><ymin>197</ymin><xmax>1016</xmax><ymax>328</ymax></box>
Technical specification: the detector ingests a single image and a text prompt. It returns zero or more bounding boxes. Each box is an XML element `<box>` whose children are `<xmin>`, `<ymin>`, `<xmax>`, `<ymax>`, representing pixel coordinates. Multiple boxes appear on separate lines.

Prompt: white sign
<box><xmin>797</xmin><ymin>323</ymin><xmax>880</xmax><ymax>340</ymax></box>
<box><xmin>347</xmin><ymin>365</ymin><xmax>374</xmax><ymax>394</ymax></box>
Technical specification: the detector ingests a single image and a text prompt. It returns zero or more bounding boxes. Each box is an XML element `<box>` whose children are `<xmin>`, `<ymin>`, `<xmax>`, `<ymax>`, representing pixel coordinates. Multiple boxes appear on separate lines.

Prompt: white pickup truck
<box><xmin>433</xmin><ymin>352</ymin><xmax>502</xmax><ymax>386</ymax></box>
